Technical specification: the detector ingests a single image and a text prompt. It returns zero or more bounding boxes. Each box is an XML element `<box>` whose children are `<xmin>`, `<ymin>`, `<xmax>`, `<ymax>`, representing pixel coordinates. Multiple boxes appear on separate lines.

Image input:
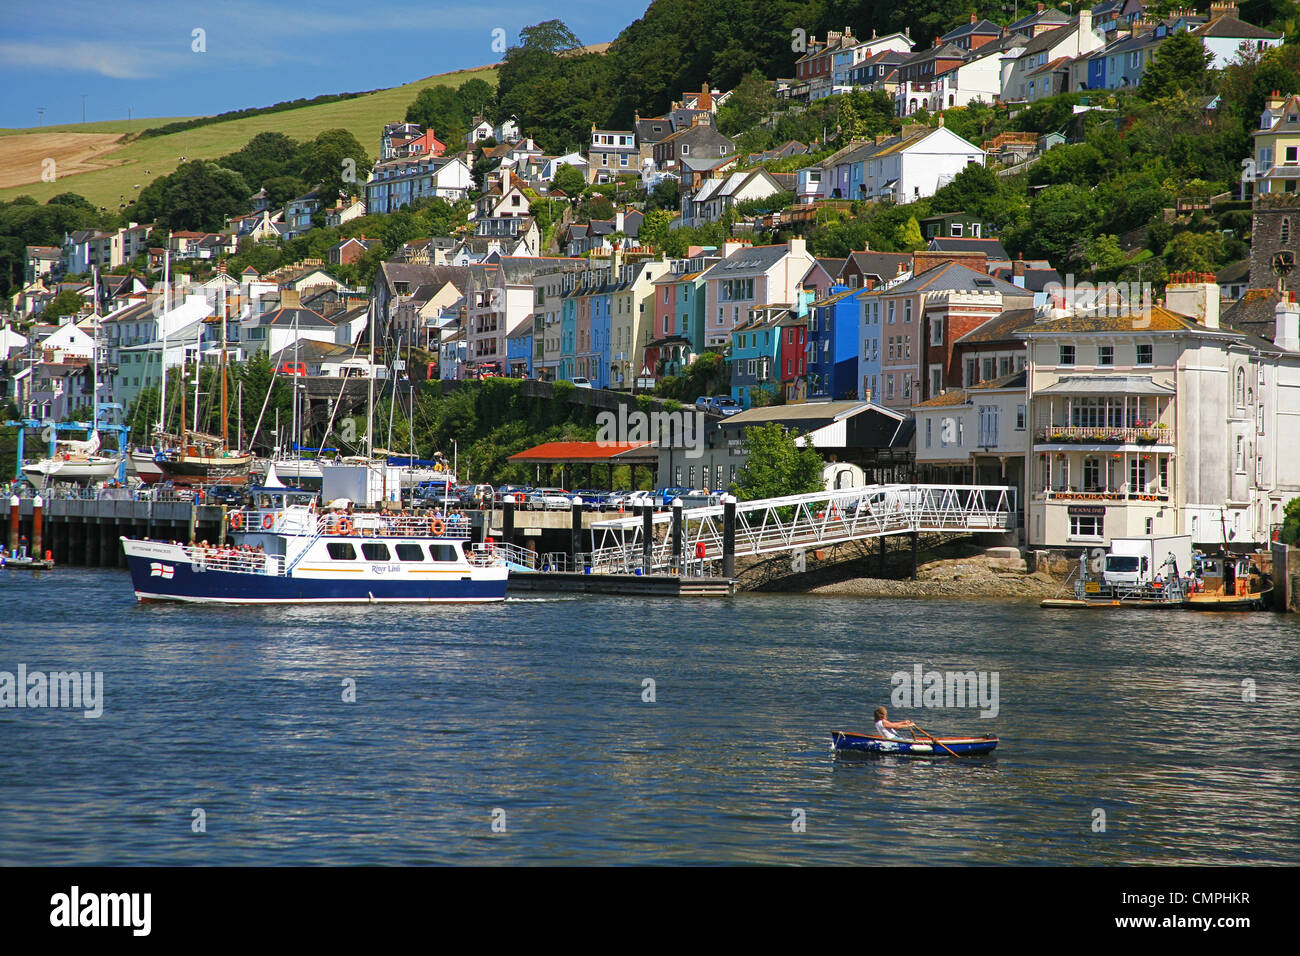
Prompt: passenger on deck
<box><xmin>873</xmin><ymin>706</ymin><xmax>915</xmax><ymax>740</ymax></box>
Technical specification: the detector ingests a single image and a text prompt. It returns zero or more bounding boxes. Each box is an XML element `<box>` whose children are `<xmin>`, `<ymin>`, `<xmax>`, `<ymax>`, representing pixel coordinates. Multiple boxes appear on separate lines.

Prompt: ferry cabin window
<box><xmin>327</xmin><ymin>543</ymin><xmax>357</xmax><ymax>560</ymax></box>
<box><xmin>429</xmin><ymin>544</ymin><xmax>459</xmax><ymax>562</ymax></box>
<box><xmin>362</xmin><ymin>543</ymin><xmax>391</xmax><ymax>562</ymax></box>
<box><xmin>395</xmin><ymin>544</ymin><xmax>425</xmax><ymax>562</ymax></box>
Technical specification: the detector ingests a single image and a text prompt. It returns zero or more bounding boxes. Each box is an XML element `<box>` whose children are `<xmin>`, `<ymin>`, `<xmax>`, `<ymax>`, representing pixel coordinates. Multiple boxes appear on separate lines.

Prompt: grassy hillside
<box><xmin>0</xmin><ymin>64</ymin><xmax>498</xmax><ymax>208</ymax></box>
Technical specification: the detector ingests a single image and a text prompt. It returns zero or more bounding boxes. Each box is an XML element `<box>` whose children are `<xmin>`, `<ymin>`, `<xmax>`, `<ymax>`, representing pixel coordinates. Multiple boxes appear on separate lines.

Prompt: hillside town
<box><xmin>4</xmin><ymin>1</ymin><xmax>1300</xmax><ymax>556</ymax></box>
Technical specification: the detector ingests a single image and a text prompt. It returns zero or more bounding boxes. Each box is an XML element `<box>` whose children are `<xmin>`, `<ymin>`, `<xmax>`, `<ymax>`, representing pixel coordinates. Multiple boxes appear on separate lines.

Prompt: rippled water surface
<box><xmin>2</xmin><ymin>568</ymin><xmax>1298</xmax><ymax>865</ymax></box>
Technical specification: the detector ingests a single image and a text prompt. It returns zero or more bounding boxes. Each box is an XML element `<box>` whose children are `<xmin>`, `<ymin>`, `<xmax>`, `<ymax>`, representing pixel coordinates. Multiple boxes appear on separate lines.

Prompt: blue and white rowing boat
<box><xmin>830</xmin><ymin>730</ymin><xmax>998</xmax><ymax>757</ymax></box>
<box><xmin>121</xmin><ymin>487</ymin><xmax>507</xmax><ymax>604</ymax></box>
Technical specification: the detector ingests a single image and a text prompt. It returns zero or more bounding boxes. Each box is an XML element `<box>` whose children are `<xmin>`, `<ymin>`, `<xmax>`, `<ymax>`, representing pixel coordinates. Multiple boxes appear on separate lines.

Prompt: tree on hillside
<box><xmin>158</xmin><ymin>161</ymin><xmax>252</xmax><ymax>232</ymax></box>
<box><xmin>218</xmin><ymin>132</ymin><xmax>302</xmax><ymax>189</ymax></box>
<box><xmin>406</xmin><ymin>86</ymin><xmax>469</xmax><ymax>145</ymax></box>
<box><xmin>894</xmin><ymin>216</ymin><xmax>924</xmax><ymax>251</ymax></box>
<box><xmin>640</xmin><ymin>209</ymin><xmax>676</xmax><ymax>253</ymax></box>
<box><xmin>42</xmin><ymin>289</ymin><xmax>89</xmax><ymax>322</ymax></box>
<box><xmin>457</xmin><ymin>78</ymin><xmax>497</xmax><ymax>123</ymax></box>
<box><xmin>733</xmin><ymin>422</ymin><xmax>823</xmax><ymax>500</ymax></box>
<box><xmin>296</xmin><ymin>129</ymin><xmax>371</xmax><ymax>206</ymax></box>
<box><xmin>1163</xmin><ymin>230</ymin><xmax>1223</xmax><ymax>272</ymax></box>
<box><xmin>551</xmin><ymin>162</ymin><xmax>586</xmax><ymax>196</ymax></box>
<box><xmin>1139</xmin><ymin>31</ymin><xmax>1213</xmax><ymax>101</ymax></box>
<box><xmin>717</xmin><ymin>71</ymin><xmax>779</xmax><ymax>137</ymax></box>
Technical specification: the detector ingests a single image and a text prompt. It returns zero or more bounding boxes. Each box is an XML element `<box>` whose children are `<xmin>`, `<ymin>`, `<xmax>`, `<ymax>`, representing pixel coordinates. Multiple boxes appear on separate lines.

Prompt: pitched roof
<box><xmin>1221</xmin><ymin>288</ymin><xmax>1283</xmax><ymax>341</ymax></box>
<box><xmin>870</xmin><ymin>260</ymin><xmax>1024</xmax><ymax>297</ymax></box>
<box><xmin>1192</xmin><ymin>15</ymin><xmax>1282</xmax><ymax>40</ymax></box>
<box><xmin>1015</xmin><ymin>305</ymin><xmax>1208</xmax><ymax>334</ymax></box>
<box><xmin>929</xmin><ymin>236</ymin><xmax>1010</xmax><ymax>260</ymax></box>
<box><xmin>1020</xmin><ymin>21</ymin><xmax>1078</xmax><ymax>58</ymax></box>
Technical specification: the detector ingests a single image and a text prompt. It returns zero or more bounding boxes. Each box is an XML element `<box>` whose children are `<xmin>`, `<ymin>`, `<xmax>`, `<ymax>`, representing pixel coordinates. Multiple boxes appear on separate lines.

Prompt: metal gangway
<box><xmin>588</xmin><ymin>484</ymin><xmax>1017</xmax><ymax>574</ymax></box>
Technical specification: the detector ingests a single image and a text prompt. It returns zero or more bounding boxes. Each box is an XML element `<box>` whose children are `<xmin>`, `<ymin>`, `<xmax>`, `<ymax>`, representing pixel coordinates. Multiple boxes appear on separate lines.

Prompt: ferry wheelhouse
<box><xmin>120</xmin><ymin>487</ymin><xmax>507</xmax><ymax>604</ymax></box>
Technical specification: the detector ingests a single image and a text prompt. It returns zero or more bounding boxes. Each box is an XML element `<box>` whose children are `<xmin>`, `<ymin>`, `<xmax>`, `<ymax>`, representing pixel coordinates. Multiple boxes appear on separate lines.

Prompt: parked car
<box><xmin>202</xmin><ymin>484</ymin><xmax>246</xmax><ymax>507</ymax></box>
<box><xmin>527</xmin><ymin>487</ymin><xmax>572</xmax><ymax>510</ymax></box>
<box><xmin>571</xmin><ymin>377</ymin><xmax>593</xmax><ymax>388</ymax></box>
<box><xmin>459</xmin><ymin>484</ymin><xmax>494</xmax><ymax>508</ymax></box>
<box><xmin>694</xmin><ymin>396</ymin><xmax>715</xmax><ymax>412</ymax></box>
<box><xmin>495</xmin><ymin>484</ymin><xmax>532</xmax><ymax>505</ymax></box>
<box><xmin>574</xmin><ymin>489</ymin><xmax>609</xmax><ymax>509</ymax></box>
<box><xmin>412</xmin><ymin>480</ymin><xmax>457</xmax><ymax>508</ymax></box>
<box><xmin>712</xmin><ymin>397</ymin><xmax>742</xmax><ymax>417</ymax></box>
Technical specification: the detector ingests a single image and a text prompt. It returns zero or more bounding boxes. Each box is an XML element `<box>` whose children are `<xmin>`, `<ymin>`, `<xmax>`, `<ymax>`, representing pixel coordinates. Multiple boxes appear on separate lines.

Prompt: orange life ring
<box><xmin>229</xmin><ymin>511</ymin><xmax>244</xmax><ymax>530</ymax></box>
<box><xmin>261</xmin><ymin>513</ymin><xmax>274</xmax><ymax>530</ymax></box>
<box><xmin>338</xmin><ymin>516</ymin><xmax>354</xmax><ymax>535</ymax></box>
<box><xmin>430</xmin><ymin>517</ymin><xmax>446</xmax><ymax>536</ymax></box>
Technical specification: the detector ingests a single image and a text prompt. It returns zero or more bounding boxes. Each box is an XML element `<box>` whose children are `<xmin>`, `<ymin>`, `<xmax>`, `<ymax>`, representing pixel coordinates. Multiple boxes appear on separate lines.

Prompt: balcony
<box><xmin>1034</xmin><ymin>425</ymin><xmax>1172</xmax><ymax>445</ymax></box>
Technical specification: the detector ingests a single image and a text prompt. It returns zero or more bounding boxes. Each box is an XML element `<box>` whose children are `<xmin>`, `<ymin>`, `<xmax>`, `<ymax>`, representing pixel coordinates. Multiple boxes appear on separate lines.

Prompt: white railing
<box><xmin>589</xmin><ymin>484</ymin><xmax>1016</xmax><ymax>572</ymax></box>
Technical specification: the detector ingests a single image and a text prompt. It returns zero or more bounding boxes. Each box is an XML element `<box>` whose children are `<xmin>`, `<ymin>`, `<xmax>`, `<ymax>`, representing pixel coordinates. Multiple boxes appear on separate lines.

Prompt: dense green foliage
<box><xmin>733</xmin><ymin>421</ymin><xmax>824</xmax><ymax>500</ymax></box>
<box><xmin>405</xmin><ymin>78</ymin><xmax>497</xmax><ymax>146</ymax></box>
<box><xmin>0</xmin><ymin>194</ymin><xmax>112</xmax><ymax>299</ymax></box>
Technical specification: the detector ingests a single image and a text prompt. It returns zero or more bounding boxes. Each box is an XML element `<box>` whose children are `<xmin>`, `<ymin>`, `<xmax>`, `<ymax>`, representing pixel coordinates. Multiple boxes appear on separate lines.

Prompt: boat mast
<box><xmin>366</xmin><ymin>297</ymin><xmax>375</xmax><ymax>458</ymax></box>
<box><xmin>220</xmin><ymin>267</ymin><xmax>228</xmax><ymax>449</ymax></box>
<box><xmin>90</xmin><ymin>264</ymin><xmax>99</xmax><ymax>440</ymax></box>
<box><xmin>159</xmin><ymin>242</ymin><xmax>170</xmax><ymax>437</ymax></box>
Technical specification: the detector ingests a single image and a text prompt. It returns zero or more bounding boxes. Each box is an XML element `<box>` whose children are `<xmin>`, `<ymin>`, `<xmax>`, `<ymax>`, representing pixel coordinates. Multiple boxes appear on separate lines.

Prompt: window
<box><xmin>1083</xmin><ymin>457</ymin><xmax>1102</xmax><ymax>491</ymax></box>
<box><xmin>1069</xmin><ymin>514</ymin><xmax>1104</xmax><ymax>539</ymax></box>
<box><xmin>1136</xmin><ymin>344</ymin><xmax>1153</xmax><ymax>365</ymax></box>
<box><xmin>926</xmin><ymin>418</ymin><xmax>932</xmax><ymax>448</ymax></box>
<box><xmin>430</xmin><ymin>544</ymin><xmax>459</xmax><ymax>562</ymax></box>
<box><xmin>327</xmin><ymin>543</ymin><xmax>356</xmax><ymax>560</ymax></box>
<box><xmin>1288</xmin><ymin>146</ymin><xmax>1298</xmax><ymax>164</ymax></box>
<box><xmin>951</xmin><ymin>223</ymin><xmax>963</xmax><ymax>237</ymax></box>
<box><xmin>965</xmin><ymin>358</ymin><xmax>977</xmax><ymax>387</ymax></box>
<box><xmin>1235</xmin><ymin>367</ymin><xmax>1246</xmax><ymax>407</ymax></box>
<box><xmin>1059</xmin><ymin>345</ymin><xmax>1076</xmax><ymax>366</ymax></box>
<box><xmin>887</xmin><ymin>302</ymin><xmax>896</xmax><ymax>324</ymax></box>
<box><xmin>982</xmin><ymin>357</ymin><xmax>996</xmax><ymax>382</ymax></box>
<box><xmin>361</xmin><ymin>543</ymin><xmax>391</xmax><ymax>562</ymax></box>
<box><xmin>930</xmin><ymin>318</ymin><xmax>944</xmax><ymax>346</ymax></box>
<box><xmin>1130</xmin><ymin>457</ymin><xmax>1147</xmax><ymax>492</ymax></box>
<box><xmin>904</xmin><ymin>300</ymin><xmax>913</xmax><ymax>323</ymax></box>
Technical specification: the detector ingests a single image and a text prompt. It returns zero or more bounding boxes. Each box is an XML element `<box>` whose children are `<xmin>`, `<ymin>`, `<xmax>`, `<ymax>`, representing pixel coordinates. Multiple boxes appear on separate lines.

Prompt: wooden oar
<box><xmin>913</xmin><ymin>723</ymin><xmax>962</xmax><ymax>758</ymax></box>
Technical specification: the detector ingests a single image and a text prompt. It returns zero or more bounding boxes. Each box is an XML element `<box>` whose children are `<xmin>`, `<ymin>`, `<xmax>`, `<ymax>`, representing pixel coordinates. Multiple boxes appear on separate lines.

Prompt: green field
<box><xmin>0</xmin><ymin>63</ymin><xmax>498</xmax><ymax>208</ymax></box>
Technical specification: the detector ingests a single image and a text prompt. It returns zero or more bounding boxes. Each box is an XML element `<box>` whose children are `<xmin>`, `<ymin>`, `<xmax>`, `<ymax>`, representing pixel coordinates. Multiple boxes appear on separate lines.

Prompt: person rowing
<box><xmin>873</xmin><ymin>706</ymin><xmax>916</xmax><ymax>740</ymax></box>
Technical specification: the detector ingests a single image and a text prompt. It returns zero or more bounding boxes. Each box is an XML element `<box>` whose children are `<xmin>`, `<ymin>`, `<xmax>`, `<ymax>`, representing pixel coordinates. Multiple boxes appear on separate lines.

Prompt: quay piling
<box><xmin>641</xmin><ymin>503</ymin><xmax>653</xmax><ymax>570</ymax></box>
<box><xmin>503</xmin><ymin>495</ymin><xmax>516</xmax><ymax>549</ymax></box>
<box><xmin>32</xmin><ymin>495</ymin><xmax>43</xmax><ymax>560</ymax></box>
<box><xmin>671</xmin><ymin>498</ymin><xmax>683</xmax><ymax>575</ymax></box>
<box><xmin>569</xmin><ymin>497</ymin><xmax>582</xmax><ymax>567</ymax></box>
<box><xmin>8</xmin><ymin>495</ymin><xmax>17</xmax><ymax>553</ymax></box>
<box><xmin>722</xmin><ymin>494</ymin><xmax>736</xmax><ymax>579</ymax></box>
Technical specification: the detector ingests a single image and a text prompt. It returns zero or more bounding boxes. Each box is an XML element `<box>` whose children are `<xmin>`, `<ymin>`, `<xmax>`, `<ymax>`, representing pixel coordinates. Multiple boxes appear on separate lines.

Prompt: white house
<box><xmin>1191</xmin><ymin>3</ymin><xmax>1283</xmax><ymax>69</ymax></box>
<box><xmin>861</xmin><ymin>123</ymin><xmax>985</xmax><ymax>204</ymax></box>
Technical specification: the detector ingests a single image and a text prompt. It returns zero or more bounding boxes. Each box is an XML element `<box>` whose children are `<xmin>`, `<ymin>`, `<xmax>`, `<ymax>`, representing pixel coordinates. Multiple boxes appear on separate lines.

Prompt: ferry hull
<box><xmin>123</xmin><ymin>543</ymin><xmax>507</xmax><ymax>604</ymax></box>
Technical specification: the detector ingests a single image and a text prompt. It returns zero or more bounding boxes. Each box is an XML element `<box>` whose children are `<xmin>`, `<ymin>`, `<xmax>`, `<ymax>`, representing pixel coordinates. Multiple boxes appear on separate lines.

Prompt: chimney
<box><xmin>1275</xmin><ymin>293</ymin><xmax>1300</xmax><ymax>351</ymax></box>
<box><xmin>1164</xmin><ymin>271</ymin><xmax>1220</xmax><ymax>329</ymax></box>
<box><xmin>1079</xmin><ymin>7</ymin><xmax>1092</xmax><ymax>35</ymax></box>
<box><xmin>1036</xmin><ymin>3</ymin><xmax>1045</xmax><ymax>12</ymax></box>
<box><xmin>788</xmin><ymin>236</ymin><xmax>808</xmax><ymax>258</ymax></box>
<box><xmin>971</xmin><ymin>13</ymin><xmax>977</xmax><ymax>23</ymax></box>
<box><xmin>281</xmin><ymin>288</ymin><xmax>301</xmax><ymax>309</ymax></box>
<box><xmin>1013</xmin><ymin>254</ymin><xmax>1026</xmax><ymax>278</ymax></box>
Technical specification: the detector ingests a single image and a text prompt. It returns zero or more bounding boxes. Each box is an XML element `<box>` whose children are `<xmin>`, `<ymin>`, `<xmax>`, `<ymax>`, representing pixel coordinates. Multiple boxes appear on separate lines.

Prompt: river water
<box><xmin>2</xmin><ymin>568</ymin><xmax>1297</xmax><ymax>865</ymax></box>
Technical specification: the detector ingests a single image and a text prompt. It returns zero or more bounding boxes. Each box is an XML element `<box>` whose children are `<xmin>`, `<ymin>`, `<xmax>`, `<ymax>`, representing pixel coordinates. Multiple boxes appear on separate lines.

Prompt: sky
<box><xmin>0</xmin><ymin>1</ymin><xmax>636</xmax><ymax>129</ymax></box>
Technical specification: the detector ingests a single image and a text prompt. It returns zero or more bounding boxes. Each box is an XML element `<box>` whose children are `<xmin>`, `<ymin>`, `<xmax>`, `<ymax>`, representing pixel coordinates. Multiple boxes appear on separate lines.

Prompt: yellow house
<box><xmin>1252</xmin><ymin>92</ymin><xmax>1300</xmax><ymax>196</ymax></box>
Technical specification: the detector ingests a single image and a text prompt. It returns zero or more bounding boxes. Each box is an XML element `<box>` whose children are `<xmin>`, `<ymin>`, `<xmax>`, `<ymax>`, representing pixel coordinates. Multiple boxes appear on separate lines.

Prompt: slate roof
<box><xmin>913</xmin><ymin>370</ymin><xmax>1026</xmax><ymax>409</ymax></box>
<box><xmin>942</xmin><ymin>18</ymin><xmax>1003</xmax><ymax>41</ymax></box>
<box><xmin>929</xmin><ymin>237</ymin><xmax>1010</xmax><ymax>260</ymax></box>
<box><xmin>868</xmin><ymin>260</ymin><xmax>1024</xmax><ymax>297</ymax></box>
<box><xmin>1220</xmin><ymin>288</ymin><xmax>1283</xmax><ymax>342</ymax></box>
<box><xmin>700</xmin><ymin>243</ymin><xmax>800</xmax><ymax>279</ymax></box>
<box><xmin>1192</xmin><ymin>15</ymin><xmax>1282</xmax><ymax>40</ymax></box>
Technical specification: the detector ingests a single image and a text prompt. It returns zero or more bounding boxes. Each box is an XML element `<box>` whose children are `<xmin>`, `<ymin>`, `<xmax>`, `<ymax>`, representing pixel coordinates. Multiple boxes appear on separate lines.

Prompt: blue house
<box><xmin>559</xmin><ymin>281</ymin><xmax>578</xmax><ymax>381</ymax></box>
<box><xmin>506</xmin><ymin>325</ymin><xmax>532</xmax><ymax>378</ymax></box>
<box><xmin>806</xmin><ymin>286</ymin><xmax>865</xmax><ymax>402</ymax></box>
<box><xmin>590</xmin><ymin>282</ymin><xmax>614</xmax><ymax>389</ymax></box>
<box><xmin>730</xmin><ymin>304</ymin><xmax>791</xmax><ymax>408</ymax></box>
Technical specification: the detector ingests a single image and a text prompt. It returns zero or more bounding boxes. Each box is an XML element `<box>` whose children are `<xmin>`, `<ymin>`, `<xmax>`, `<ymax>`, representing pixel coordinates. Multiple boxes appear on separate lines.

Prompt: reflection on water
<box><xmin>1</xmin><ymin>569</ymin><xmax>1297</xmax><ymax>865</ymax></box>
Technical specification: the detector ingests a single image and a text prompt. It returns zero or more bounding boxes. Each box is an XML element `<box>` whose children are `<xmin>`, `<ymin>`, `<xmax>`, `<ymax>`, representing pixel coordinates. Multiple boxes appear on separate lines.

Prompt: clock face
<box><xmin>1273</xmin><ymin>251</ymin><xmax>1296</xmax><ymax>276</ymax></box>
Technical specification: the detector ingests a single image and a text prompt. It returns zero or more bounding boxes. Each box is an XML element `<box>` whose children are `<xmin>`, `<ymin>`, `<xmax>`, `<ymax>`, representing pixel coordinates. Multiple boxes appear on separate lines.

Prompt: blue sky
<box><xmin>0</xmin><ymin>1</ymin><xmax>635</xmax><ymax>129</ymax></box>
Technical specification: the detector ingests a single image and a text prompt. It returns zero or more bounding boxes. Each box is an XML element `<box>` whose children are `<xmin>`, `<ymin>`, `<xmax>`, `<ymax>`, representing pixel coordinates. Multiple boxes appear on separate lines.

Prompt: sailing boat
<box><xmin>154</xmin><ymin>265</ymin><xmax>252</xmax><ymax>481</ymax></box>
<box><xmin>22</xmin><ymin>269</ymin><xmax>126</xmax><ymax>486</ymax></box>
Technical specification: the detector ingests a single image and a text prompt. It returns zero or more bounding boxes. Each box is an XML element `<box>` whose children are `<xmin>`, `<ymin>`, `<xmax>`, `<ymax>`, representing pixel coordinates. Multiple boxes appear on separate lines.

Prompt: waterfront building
<box><xmin>1019</xmin><ymin>274</ymin><xmax>1300</xmax><ymax>550</ymax></box>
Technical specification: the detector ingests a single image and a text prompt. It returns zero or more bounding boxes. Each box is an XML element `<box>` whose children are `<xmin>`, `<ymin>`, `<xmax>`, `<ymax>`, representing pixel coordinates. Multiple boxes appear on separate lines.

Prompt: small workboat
<box><xmin>1185</xmin><ymin>553</ymin><xmax>1272</xmax><ymax>611</ymax></box>
<box><xmin>831</xmin><ymin>730</ymin><xmax>998</xmax><ymax>757</ymax></box>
